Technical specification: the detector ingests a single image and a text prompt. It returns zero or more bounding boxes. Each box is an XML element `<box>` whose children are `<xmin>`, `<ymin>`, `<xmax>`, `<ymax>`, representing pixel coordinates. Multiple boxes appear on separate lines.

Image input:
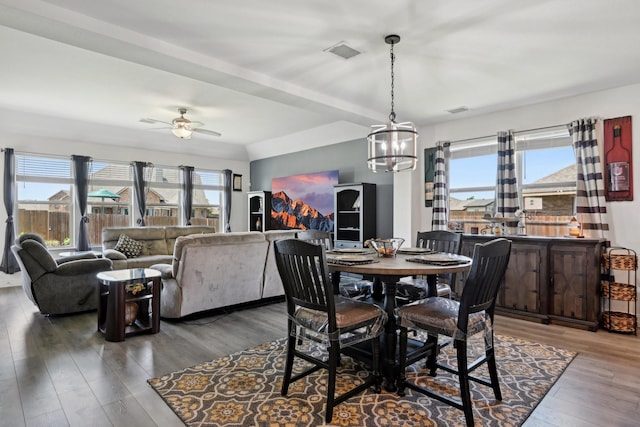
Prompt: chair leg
<box><xmin>325</xmin><ymin>342</ymin><xmax>339</xmax><ymax>424</ymax></box>
<box><xmin>281</xmin><ymin>333</ymin><xmax>296</xmax><ymax>396</ymax></box>
<box><xmin>456</xmin><ymin>340</ymin><xmax>474</xmax><ymax>427</ymax></box>
<box><xmin>396</xmin><ymin>326</ymin><xmax>408</xmax><ymax>396</ymax></box>
<box><xmin>372</xmin><ymin>336</ymin><xmax>382</xmax><ymax>393</ymax></box>
<box><xmin>426</xmin><ymin>334</ymin><xmax>440</xmax><ymax>376</ymax></box>
<box><xmin>485</xmin><ymin>335</ymin><xmax>502</xmax><ymax>400</ymax></box>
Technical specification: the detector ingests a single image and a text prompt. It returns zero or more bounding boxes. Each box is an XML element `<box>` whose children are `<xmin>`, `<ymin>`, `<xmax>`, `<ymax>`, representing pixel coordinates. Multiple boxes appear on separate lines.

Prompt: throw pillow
<box><xmin>114</xmin><ymin>234</ymin><xmax>143</xmax><ymax>258</ymax></box>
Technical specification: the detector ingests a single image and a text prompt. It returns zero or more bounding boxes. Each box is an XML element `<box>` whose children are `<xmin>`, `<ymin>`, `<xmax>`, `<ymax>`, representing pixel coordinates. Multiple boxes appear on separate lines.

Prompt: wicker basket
<box><xmin>602</xmin><ymin>311</ymin><xmax>637</xmax><ymax>333</ymax></box>
<box><xmin>601</xmin><ymin>281</ymin><xmax>637</xmax><ymax>301</ymax></box>
<box><xmin>603</xmin><ymin>253</ymin><xmax>637</xmax><ymax>270</ymax></box>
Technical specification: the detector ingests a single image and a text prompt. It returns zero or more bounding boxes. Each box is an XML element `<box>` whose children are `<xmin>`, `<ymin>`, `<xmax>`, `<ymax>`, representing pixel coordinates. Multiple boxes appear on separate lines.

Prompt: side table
<box><xmin>97</xmin><ymin>268</ymin><xmax>161</xmax><ymax>342</ymax></box>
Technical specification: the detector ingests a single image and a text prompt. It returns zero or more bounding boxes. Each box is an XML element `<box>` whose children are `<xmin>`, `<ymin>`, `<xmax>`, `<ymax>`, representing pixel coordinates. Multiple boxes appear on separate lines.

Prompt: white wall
<box><xmin>400</xmin><ymin>83</ymin><xmax>640</xmax><ymax>255</ymax></box>
<box><xmin>0</xmin><ymin>133</ymin><xmax>250</xmax><ymax>287</ymax></box>
<box><xmin>394</xmin><ymin>83</ymin><xmax>640</xmax><ymax>317</ymax></box>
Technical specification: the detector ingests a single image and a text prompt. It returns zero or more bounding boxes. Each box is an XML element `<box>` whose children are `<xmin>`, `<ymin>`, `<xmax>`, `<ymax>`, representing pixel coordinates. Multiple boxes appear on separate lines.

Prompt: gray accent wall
<box><xmin>249</xmin><ymin>138</ymin><xmax>394</xmax><ymax>238</ymax></box>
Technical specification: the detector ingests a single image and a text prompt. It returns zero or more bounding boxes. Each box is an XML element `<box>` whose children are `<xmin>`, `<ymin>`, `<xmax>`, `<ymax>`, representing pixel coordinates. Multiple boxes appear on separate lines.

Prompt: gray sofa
<box><xmin>101</xmin><ymin>225</ymin><xmax>216</xmax><ymax>269</ymax></box>
<box><xmin>151</xmin><ymin>230</ymin><xmax>297</xmax><ymax>318</ymax></box>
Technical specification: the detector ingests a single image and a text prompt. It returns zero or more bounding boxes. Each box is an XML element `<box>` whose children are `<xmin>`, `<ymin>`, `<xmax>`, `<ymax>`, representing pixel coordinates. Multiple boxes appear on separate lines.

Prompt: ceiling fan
<box><xmin>140</xmin><ymin>108</ymin><xmax>222</xmax><ymax>139</ymax></box>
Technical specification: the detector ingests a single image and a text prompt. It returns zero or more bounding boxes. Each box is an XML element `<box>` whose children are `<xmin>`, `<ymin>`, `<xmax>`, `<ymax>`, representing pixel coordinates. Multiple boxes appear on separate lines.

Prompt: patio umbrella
<box><xmin>88</xmin><ymin>189</ymin><xmax>121</xmax><ymax>214</ymax></box>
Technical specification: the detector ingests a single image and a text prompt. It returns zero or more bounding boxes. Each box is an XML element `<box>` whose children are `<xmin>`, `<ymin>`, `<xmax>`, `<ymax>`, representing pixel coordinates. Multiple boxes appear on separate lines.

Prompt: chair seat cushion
<box><xmin>294</xmin><ymin>296</ymin><xmax>386</xmax><ymax>333</ymax></box>
<box><xmin>396</xmin><ymin>279</ymin><xmax>451</xmax><ymax>303</ymax></box>
<box><xmin>397</xmin><ymin>297</ymin><xmax>486</xmax><ymax>338</ymax></box>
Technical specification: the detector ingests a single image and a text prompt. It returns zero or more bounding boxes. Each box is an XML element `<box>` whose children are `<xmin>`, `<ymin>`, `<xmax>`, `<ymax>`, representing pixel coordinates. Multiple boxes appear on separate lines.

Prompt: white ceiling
<box><xmin>2</xmin><ymin>0</ymin><xmax>640</xmax><ymax>161</ymax></box>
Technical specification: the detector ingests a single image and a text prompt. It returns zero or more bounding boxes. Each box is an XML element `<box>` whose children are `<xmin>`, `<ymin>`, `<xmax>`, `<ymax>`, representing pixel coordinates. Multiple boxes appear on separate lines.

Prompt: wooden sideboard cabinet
<box><xmin>460</xmin><ymin>234</ymin><xmax>604</xmax><ymax>331</ymax></box>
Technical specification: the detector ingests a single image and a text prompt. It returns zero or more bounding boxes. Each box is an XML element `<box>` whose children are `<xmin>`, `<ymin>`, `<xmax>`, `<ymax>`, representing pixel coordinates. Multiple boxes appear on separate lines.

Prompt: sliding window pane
<box><xmin>146</xmin><ymin>166</ymin><xmax>179</xmax><ymax>226</ymax></box>
<box><xmin>87</xmin><ymin>161</ymin><xmax>132</xmax><ymax>244</ymax></box>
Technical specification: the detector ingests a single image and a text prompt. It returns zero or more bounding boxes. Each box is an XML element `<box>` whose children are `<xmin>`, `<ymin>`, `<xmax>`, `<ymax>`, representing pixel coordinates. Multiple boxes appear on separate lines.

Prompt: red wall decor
<box><xmin>603</xmin><ymin>116</ymin><xmax>633</xmax><ymax>201</ymax></box>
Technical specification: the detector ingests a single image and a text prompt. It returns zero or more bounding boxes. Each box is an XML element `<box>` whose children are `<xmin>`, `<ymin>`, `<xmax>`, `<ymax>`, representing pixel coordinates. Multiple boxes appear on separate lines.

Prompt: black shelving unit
<box><xmin>248</xmin><ymin>191</ymin><xmax>272</xmax><ymax>231</ymax></box>
<box><xmin>333</xmin><ymin>183</ymin><xmax>376</xmax><ymax>248</ymax></box>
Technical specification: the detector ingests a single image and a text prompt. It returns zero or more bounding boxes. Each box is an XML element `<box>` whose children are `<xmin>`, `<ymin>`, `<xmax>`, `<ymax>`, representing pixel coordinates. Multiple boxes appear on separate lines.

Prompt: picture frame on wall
<box><xmin>233</xmin><ymin>174</ymin><xmax>242</xmax><ymax>191</ymax></box>
<box><xmin>424</xmin><ymin>147</ymin><xmax>436</xmax><ymax>207</ymax></box>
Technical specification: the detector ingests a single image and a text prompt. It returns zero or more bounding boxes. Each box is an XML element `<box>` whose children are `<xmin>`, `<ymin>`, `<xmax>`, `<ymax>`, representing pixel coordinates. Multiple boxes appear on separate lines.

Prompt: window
<box><xmin>87</xmin><ymin>161</ymin><xmax>132</xmax><ymax>244</ymax></box>
<box><xmin>192</xmin><ymin>169</ymin><xmax>223</xmax><ymax>231</ymax></box>
<box><xmin>145</xmin><ymin>166</ymin><xmax>180</xmax><ymax>226</ymax></box>
<box><xmin>16</xmin><ymin>155</ymin><xmax>73</xmax><ymax>247</ymax></box>
<box><xmin>16</xmin><ymin>155</ymin><xmax>134</xmax><ymax>247</ymax></box>
<box><xmin>448</xmin><ymin>126</ymin><xmax>576</xmax><ymax>236</ymax></box>
<box><xmin>15</xmin><ymin>153</ymin><xmax>228</xmax><ymax>246</ymax></box>
<box><xmin>144</xmin><ymin>165</ymin><xmax>224</xmax><ymax>229</ymax></box>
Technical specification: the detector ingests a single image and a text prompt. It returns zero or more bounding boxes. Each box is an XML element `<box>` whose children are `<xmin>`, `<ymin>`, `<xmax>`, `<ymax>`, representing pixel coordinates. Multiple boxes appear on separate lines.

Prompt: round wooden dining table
<box><xmin>328</xmin><ymin>252</ymin><xmax>472</xmax><ymax>391</ymax></box>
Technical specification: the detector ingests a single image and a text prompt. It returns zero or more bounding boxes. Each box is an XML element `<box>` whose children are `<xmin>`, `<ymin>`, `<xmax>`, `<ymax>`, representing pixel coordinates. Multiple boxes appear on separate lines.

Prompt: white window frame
<box><xmin>15</xmin><ymin>154</ymin><xmax>74</xmax><ymax>247</ymax></box>
<box><xmin>448</xmin><ymin>126</ymin><xmax>576</xmax><ymax>236</ymax></box>
<box><xmin>191</xmin><ymin>168</ymin><xmax>224</xmax><ymax>230</ymax></box>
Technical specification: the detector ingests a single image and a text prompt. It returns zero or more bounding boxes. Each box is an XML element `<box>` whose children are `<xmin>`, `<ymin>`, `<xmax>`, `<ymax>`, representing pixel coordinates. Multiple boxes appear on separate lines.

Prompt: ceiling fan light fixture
<box><xmin>367</xmin><ymin>34</ymin><xmax>418</xmax><ymax>173</ymax></box>
<box><xmin>140</xmin><ymin>107</ymin><xmax>221</xmax><ymax>139</ymax></box>
<box><xmin>171</xmin><ymin>108</ymin><xmax>193</xmax><ymax>139</ymax></box>
<box><xmin>171</xmin><ymin>125</ymin><xmax>192</xmax><ymax>139</ymax></box>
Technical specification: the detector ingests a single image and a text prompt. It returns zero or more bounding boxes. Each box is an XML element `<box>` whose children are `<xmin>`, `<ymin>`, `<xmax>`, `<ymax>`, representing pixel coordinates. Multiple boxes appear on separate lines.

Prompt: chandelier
<box><xmin>367</xmin><ymin>35</ymin><xmax>418</xmax><ymax>172</ymax></box>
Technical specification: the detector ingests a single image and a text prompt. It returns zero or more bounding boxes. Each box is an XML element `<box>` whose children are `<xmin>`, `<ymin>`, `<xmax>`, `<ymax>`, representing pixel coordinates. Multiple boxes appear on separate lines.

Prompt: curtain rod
<box><xmin>2</xmin><ymin>149</ymin><xmax>166</xmax><ymax>168</ymax></box>
<box><xmin>446</xmin><ymin>123</ymin><xmax>568</xmax><ymax>145</ymax></box>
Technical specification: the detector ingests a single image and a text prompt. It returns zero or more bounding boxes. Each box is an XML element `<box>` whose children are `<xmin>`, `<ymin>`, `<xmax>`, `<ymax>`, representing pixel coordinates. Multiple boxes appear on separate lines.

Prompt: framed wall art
<box><xmin>233</xmin><ymin>174</ymin><xmax>243</xmax><ymax>191</ymax></box>
<box><xmin>603</xmin><ymin>116</ymin><xmax>633</xmax><ymax>201</ymax></box>
<box><xmin>424</xmin><ymin>147</ymin><xmax>436</xmax><ymax>207</ymax></box>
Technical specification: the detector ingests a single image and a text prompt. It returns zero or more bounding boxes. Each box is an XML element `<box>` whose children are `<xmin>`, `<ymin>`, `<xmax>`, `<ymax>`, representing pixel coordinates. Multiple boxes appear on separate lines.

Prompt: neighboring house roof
<box><xmin>523</xmin><ymin>164</ymin><xmax>576</xmax><ymax>195</ymax></box>
<box><xmin>530</xmin><ymin>164</ymin><xmax>576</xmax><ymax>184</ymax></box>
<box><xmin>48</xmin><ymin>190</ymin><xmax>71</xmax><ymax>202</ymax></box>
<box><xmin>463</xmin><ymin>198</ymin><xmax>495</xmax><ymax>208</ymax></box>
<box><xmin>449</xmin><ymin>197</ymin><xmax>495</xmax><ymax>212</ymax></box>
<box><xmin>449</xmin><ymin>197</ymin><xmax>468</xmax><ymax>211</ymax></box>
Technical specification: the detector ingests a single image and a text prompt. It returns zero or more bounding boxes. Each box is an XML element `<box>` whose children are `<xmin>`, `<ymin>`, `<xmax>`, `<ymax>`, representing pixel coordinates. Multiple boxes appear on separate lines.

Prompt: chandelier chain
<box><xmin>389</xmin><ymin>42</ymin><xmax>396</xmax><ymax>122</ymax></box>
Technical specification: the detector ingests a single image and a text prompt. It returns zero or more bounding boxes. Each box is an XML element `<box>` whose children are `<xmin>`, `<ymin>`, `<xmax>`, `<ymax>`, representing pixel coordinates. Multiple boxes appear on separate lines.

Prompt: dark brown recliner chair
<box><xmin>11</xmin><ymin>233</ymin><xmax>113</xmax><ymax>315</ymax></box>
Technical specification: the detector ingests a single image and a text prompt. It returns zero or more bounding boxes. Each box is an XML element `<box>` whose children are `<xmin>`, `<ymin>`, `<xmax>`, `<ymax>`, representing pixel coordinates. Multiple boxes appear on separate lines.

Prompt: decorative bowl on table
<box><xmin>366</xmin><ymin>238</ymin><xmax>405</xmax><ymax>257</ymax></box>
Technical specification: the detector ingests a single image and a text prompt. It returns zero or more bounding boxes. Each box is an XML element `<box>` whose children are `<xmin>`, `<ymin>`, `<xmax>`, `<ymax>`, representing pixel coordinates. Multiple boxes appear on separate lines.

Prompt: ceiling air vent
<box><xmin>324</xmin><ymin>41</ymin><xmax>361</xmax><ymax>59</ymax></box>
<box><xmin>447</xmin><ymin>106</ymin><xmax>469</xmax><ymax>114</ymax></box>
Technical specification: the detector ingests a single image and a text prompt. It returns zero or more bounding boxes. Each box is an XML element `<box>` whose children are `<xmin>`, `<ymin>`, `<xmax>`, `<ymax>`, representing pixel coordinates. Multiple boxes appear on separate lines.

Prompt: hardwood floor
<box><xmin>1</xmin><ymin>285</ymin><xmax>639</xmax><ymax>426</ymax></box>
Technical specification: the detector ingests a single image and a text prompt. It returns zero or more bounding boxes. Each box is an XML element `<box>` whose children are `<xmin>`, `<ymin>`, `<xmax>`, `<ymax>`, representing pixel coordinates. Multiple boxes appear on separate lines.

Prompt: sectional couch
<box><xmin>101</xmin><ymin>225</ymin><xmax>216</xmax><ymax>269</ymax></box>
<box><xmin>150</xmin><ymin>230</ymin><xmax>297</xmax><ymax>318</ymax></box>
<box><xmin>101</xmin><ymin>226</ymin><xmax>297</xmax><ymax>318</ymax></box>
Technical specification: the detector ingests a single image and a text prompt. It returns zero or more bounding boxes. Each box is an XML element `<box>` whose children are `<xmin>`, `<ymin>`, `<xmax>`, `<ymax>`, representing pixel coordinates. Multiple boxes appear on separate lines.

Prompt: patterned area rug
<box><xmin>148</xmin><ymin>334</ymin><xmax>575</xmax><ymax>426</ymax></box>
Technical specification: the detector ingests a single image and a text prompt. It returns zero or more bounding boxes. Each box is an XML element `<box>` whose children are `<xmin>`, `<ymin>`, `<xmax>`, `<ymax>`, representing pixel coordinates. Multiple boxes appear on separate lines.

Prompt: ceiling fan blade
<box><xmin>187</xmin><ymin>121</ymin><xmax>205</xmax><ymax>128</ymax></box>
<box><xmin>193</xmin><ymin>128</ymin><xmax>222</xmax><ymax>137</ymax></box>
<box><xmin>140</xmin><ymin>118</ymin><xmax>172</xmax><ymax>125</ymax></box>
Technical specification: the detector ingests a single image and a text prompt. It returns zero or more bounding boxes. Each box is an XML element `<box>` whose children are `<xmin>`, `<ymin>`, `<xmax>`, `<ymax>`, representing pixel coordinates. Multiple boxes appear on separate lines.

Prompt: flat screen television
<box><xmin>271</xmin><ymin>170</ymin><xmax>338</xmax><ymax>231</ymax></box>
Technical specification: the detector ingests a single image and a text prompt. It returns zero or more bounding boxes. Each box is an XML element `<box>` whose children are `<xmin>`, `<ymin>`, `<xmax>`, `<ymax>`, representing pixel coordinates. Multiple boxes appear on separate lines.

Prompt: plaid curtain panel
<box><xmin>569</xmin><ymin>118</ymin><xmax>609</xmax><ymax>238</ymax></box>
<box><xmin>495</xmin><ymin>130</ymin><xmax>519</xmax><ymax>218</ymax></box>
<box><xmin>431</xmin><ymin>141</ymin><xmax>450</xmax><ymax>230</ymax></box>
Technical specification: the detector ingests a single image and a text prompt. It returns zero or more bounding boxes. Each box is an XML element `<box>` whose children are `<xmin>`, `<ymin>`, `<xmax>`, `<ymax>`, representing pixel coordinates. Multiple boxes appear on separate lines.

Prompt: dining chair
<box><xmin>396</xmin><ymin>238</ymin><xmax>511</xmax><ymax>427</ymax></box>
<box><xmin>297</xmin><ymin>229</ymin><xmax>333</xmax><ymax>250</ymax></box>
<box><xmin>396</xmin><ymin>230</ymin><xmax>462</xmax><ymax>304</ymax></box>
<box><xmin>298</xmin><ymin>229</ymin><xmax>371</xmax><ymax>297</ymax></box>
<box><xmin>274</xmin><ymin>239</ymin><xmax>387</xmax><ymax>423</ymax></box>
